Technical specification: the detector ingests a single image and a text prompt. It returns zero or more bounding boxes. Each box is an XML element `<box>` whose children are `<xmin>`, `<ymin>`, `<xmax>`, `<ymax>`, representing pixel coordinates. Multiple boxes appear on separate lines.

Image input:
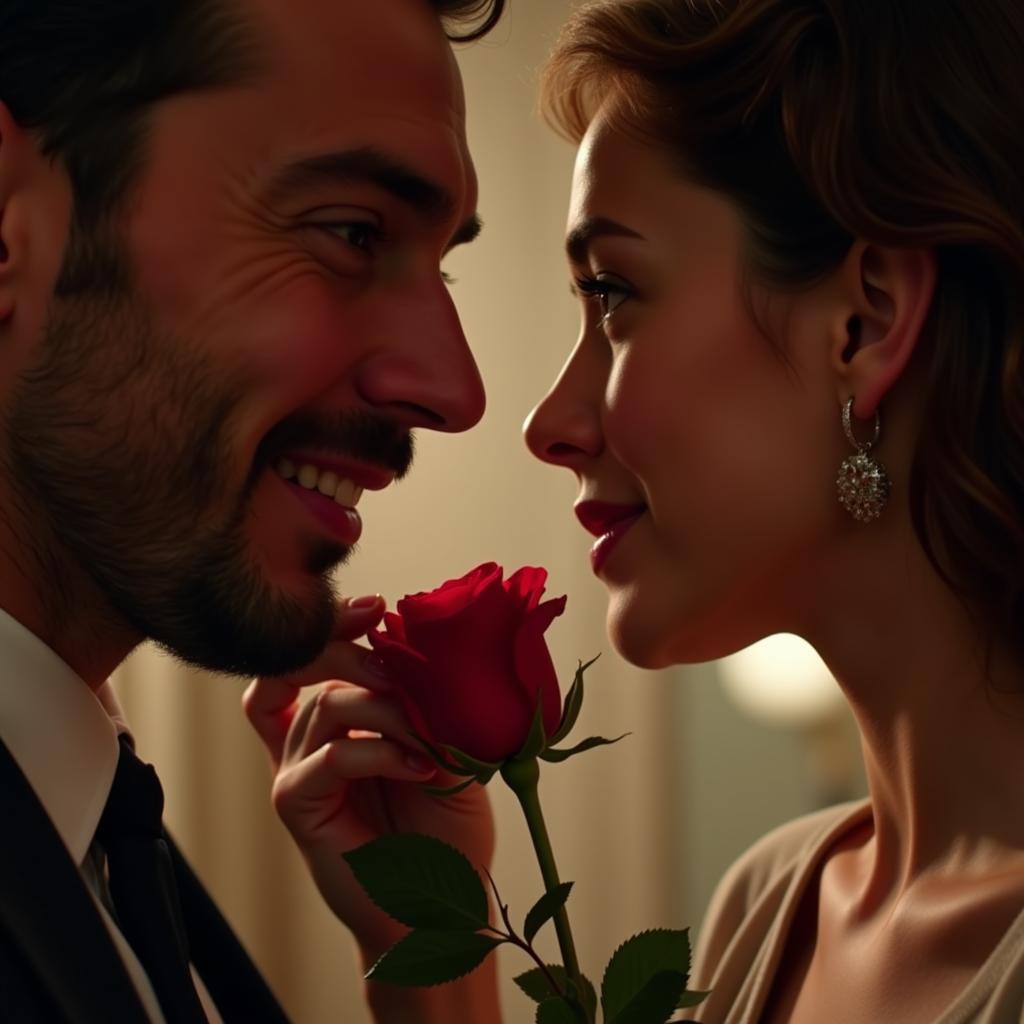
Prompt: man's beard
<box><xmin>4</xmin><ymin>229</ymin><xmax>412</xmax><ymax>678</ymax></box>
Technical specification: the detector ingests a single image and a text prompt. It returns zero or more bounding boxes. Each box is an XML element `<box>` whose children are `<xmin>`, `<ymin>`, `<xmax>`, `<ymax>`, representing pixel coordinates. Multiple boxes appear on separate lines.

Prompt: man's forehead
<box><xmin>246</xmin><ymin>0</ymin><xmax>459</xmax><ymax>96</ymax></box>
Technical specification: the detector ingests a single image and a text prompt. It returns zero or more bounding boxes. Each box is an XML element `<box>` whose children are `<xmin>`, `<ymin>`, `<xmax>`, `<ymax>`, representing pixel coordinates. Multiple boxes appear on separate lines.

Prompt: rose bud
<box><xmin>367</xmin><ymin>563</ymin><xmax>567</xmax><ymax>763</ymax></box>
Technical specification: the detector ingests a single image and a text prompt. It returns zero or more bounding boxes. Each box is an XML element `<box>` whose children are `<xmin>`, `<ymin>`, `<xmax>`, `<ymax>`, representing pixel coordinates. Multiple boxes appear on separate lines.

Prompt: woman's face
<box><xmin>524</xmin><ymin>112</ymin><xmax>847</xmax><ymax>668</ymax></box>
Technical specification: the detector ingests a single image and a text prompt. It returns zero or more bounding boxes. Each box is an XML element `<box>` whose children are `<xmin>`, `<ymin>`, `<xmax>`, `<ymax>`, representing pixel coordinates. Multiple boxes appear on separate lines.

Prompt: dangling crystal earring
<box><xmin>836</xmin><ymin>397</ymin><xmax>890</xmax><ymax>523</ymax></box>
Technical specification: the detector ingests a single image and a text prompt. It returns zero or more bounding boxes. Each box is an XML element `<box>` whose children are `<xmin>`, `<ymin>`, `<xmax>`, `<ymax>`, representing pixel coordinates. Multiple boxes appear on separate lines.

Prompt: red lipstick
<box><xmin>574</xmin><ymin>501</ymin><xmax>647</xmax><ymax>575</ymax></box>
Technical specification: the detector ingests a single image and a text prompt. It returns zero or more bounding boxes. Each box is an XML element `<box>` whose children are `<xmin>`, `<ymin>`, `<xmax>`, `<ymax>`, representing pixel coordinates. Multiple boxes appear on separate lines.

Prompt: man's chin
<box><xmin>147</xmin><ymin>568</ymin><xmax>339</xmax><ymax>679</ymax></box>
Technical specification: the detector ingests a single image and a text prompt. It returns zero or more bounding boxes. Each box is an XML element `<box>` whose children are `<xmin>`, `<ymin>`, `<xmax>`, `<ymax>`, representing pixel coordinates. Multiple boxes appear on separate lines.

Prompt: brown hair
<box><xmin>542</xmin><ymin>0</ymin><xmax>1024</xmax><ymax>660</ymax></box>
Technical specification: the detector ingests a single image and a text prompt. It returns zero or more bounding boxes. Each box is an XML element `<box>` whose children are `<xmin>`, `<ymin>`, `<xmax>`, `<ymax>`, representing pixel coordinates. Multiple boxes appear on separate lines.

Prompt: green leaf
<box><xmin>515</xmin><ymin>967</ymin><xmax>597</xmax><ymax>1014</ymax></box>
<box><xmin>515</xmin><ymin>966</ymin><xmax>566</xmax><ymax>1003</ymax></box>
<box><xmin>524</xmin><ymin>881</ymin><xmax>574</xmax><ymax>945</ymax></box>
<box><xmin>573</xmin><ymin>972</ymin><xmax>600</xmax><ymax>1020</ymax></box>
<box><xmin>540</xmin><ymin>733</ymin><xmax>630</xmax><ymax>764</ymax></box>
<box><xmin>342</xmin><ymin>834</ymin><xmax>489</xmax><ymax>930</ymax></box>
<box><xmin>549</xmin><ymin>655</ymin><xmax>600</xmax><ymax>746</ymax></box>
<box><xmin>536</xmin><ymin>997</ymin><xmax>583</xmax><ymax>1024</ymax></box>
<box><xmin>366</xmin><ymin>929</ymin><xmax>501</xmax><ymax>987</ymax></box>
<box><xmin>676</xmin><ymin>990</ymin><xmax>710</xmax><ymax>1008</ymax></box>
<box><xmin>602</xmin><ymin>929</ymin><xmax>692</xmax><ymax>1023</ymax></box>
<box><xmin>609</xmin><ymin>972</ymin><xmax>689</xmax><ymax>1024</ymax></box>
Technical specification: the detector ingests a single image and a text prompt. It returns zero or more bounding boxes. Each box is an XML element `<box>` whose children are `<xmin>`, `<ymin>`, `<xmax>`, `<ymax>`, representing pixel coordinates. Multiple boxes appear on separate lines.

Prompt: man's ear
<box><xmin>0</xmin><ymin>119</ymin><xmax>16</xmax><ymax>323</ymax></box>
<box><xmin>830</xmin><ymin>241</ymin><xmax>937</xmax><ymax>419</ymax></box>
<box><xmin>0</xmin><ymin>101</ymin><xmax>72</xmax><ymax>334</ymax></box>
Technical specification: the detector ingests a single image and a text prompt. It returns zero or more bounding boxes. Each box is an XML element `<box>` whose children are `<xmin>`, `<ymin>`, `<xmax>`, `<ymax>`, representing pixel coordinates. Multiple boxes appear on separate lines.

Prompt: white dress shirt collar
<box><xmin>0</xmin><ymin>606</ymin><xmax>121</xmax><ymax>866</ymax></box>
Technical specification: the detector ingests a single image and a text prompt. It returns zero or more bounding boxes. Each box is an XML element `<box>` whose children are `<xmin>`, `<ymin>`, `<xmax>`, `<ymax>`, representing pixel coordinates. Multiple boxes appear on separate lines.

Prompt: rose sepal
<box><xmin>539</xmin><ymin>732</ymin><xmax>630</xmax><ymax>764</ymax></box>
<box><xmin>421</xmin><ymin>776</ymin><xmax>480</xmax><ymax>798</ymax></box>
<box><xmin>517</xmin><ymin>698</ymin><xmax>550</xmax><ymax>761</ymax></box>
<box><xmin>548</xmin><ymin>656</ymin><xmax>600</xmax><ymax>747</ymax></box>
<box><xmin>406</xmin><ymin>729</ymin><xmax>504</xmax><ymax>790</ymax></box>
<box><xmin>440</xmin><ymin>743</ymin><xmax>505</xmax><ymax>782</ymax></box>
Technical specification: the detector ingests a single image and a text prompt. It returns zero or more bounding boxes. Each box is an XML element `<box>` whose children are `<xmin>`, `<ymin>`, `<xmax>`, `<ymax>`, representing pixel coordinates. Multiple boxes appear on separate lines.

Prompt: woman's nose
<box><xmin>522</xmin><ymin>340</ymin><xmax>603</xmax><ymax>469</ymax></box>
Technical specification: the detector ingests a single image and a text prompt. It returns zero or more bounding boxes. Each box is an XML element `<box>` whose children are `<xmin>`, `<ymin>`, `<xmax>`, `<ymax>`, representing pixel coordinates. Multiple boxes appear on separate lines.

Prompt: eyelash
<box><xmin>573</xmin><ymin>273</ymin><xmax>631</xmax><ymax>324</ymax></box>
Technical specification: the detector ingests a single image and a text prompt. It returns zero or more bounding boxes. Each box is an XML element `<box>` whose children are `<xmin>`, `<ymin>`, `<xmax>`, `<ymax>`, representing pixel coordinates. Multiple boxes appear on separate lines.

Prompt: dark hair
<box><xmin>542</xmin><ymin>0</ymin><xmax>1024</xmax><ymax>661</ymax></box>
<box><xmin>433</xmin><ymin>0</ymin><xmax>507</xmax><ymax>41</ymax></box>
<box><xmin>0</xmin><ymin>0</ymin><xmax>506</xmax><ymax>230</ymax></box>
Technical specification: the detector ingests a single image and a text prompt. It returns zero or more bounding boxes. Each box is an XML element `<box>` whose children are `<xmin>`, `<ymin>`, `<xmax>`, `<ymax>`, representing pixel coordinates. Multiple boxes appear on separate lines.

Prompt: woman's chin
<box><xmin>607</xmin><ymin>601</ymin><xmax>760</xmax><ymax>670</ymax></box>
<box><xmin>606</xmin><ymin>609</ymin><xmax>679</xmax><ymax>670</ymax></box>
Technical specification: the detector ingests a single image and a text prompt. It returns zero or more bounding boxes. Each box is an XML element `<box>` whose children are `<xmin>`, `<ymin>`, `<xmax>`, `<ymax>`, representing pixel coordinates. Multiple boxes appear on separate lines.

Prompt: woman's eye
<box><xmin>574</xmin><ymin>274</ymin><xmax>632</xmax><ymax>325</ymax></box>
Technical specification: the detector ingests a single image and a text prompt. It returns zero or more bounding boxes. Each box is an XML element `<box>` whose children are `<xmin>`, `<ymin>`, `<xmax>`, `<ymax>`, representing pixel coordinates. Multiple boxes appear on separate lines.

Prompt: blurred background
<box><xmin>114</xmin><ymin>1</ymin><xmax>867</xmax><ymax>1019</ymax></box>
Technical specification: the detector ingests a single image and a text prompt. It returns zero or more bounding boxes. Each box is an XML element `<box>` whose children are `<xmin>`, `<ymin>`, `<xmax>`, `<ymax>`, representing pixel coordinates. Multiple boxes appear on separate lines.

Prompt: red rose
<box><xmin>367</xmin><ymin>563</ymin><xmax>567</xmax><ymax>763</ymax></box>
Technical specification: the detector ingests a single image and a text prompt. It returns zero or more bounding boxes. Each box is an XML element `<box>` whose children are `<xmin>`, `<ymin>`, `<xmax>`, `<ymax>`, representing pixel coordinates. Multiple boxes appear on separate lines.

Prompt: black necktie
<box><xmin>95</xmin><ymin>736</ymin><xmax>207</xmax><ymax>1023</ymax></box>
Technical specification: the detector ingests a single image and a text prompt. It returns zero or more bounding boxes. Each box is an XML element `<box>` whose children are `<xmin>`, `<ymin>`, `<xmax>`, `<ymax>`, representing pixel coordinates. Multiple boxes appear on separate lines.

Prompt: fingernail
<box><xmin>405</xmin><ymin>752</ymin><xmax>436</xmax><ymax>775</ymax></box>
<box><xmin>349</xmin><ymin>594</ymin><xmax>383</xmax><ymax>610</ymax></box>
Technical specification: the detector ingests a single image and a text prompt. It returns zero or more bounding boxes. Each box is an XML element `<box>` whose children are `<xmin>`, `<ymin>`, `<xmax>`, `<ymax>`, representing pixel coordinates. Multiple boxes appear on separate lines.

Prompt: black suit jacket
<box><xmin>0</xmin><ymin>738</ymin><xmax>290</xmax><ymax>1022</ymax></box>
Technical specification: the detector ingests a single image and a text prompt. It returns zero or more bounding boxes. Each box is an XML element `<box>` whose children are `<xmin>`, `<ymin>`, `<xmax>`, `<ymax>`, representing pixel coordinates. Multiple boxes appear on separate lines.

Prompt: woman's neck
<box><xmin>808</xmin><ymin>525</ymin><xmax>1024</xmax><ymax>903</ymax></box>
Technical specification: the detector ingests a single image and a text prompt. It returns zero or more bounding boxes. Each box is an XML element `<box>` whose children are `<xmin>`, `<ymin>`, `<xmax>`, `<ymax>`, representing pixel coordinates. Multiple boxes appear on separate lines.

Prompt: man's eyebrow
<box><xmin>267</xmin><ymin>146</ymin><xmax>457</xmax><ymax>224</ymax></box>
<box><xmin>566</xmin><ymin>216</ymin><xmax>646</xmax><ymax>263</ymax></box>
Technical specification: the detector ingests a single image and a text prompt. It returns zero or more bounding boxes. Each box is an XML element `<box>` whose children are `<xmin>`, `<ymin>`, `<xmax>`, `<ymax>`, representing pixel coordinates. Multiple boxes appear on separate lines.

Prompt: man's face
<box><xmin>7</xmin><ymin>0</ymin><xmax>485</xmax><ymax>677</ymax></box>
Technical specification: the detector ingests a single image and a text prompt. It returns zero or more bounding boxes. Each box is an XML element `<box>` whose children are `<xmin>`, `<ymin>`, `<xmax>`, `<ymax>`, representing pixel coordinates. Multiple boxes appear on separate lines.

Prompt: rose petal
<box><xmin>402</xmin><ymin>567</ymin><xmax>511</xmax><ymax>658</ymax></box>
<box><xmin>504</xmin><ymin>566</ymin><xmax>548</xmax><ymax>614</ymax></box>
<box><xmin>366</xmin><ymin>627</ymin><xmax>428</xmax><ymax>667</ymax></box>
<box><xmin>382</xmin><ymin>611</ymin><xmax>407</xmax><ymax>643</ymax></box>
<box><xmin>398</xmin><ymin>563</ymin><xmax>501</xmax><ymax>625</ymax></box>
<box><xmin>513</xmin><ymin>594</ymin><xmax>567</xmax><ymax>738</ymax></box>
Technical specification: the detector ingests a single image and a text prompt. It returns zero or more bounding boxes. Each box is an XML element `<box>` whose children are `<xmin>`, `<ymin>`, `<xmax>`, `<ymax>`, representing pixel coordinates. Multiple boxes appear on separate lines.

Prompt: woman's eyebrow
<box><xmin>565</xmin><ymin>216</ymin><xmax>646</xmax><ymax>263</ymax></box>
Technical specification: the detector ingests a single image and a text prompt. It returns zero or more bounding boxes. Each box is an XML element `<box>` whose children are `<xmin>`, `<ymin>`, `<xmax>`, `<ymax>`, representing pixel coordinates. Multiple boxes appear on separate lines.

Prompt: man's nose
<box><xmin>355</xmin><ymin>285</ymin><xmax>486</xmax><ymax>433</ymax></box>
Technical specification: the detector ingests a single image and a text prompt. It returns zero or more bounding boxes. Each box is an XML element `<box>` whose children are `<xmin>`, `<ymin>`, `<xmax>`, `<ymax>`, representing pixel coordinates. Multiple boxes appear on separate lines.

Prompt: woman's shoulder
<box><xmin>720</xmin><ymin>799</ymin><xmax>870</xmax><ymax>905</ymax></box>
<box><xmin>692</xmin><ymin>799</ymin><xmax>870</xmax><ymax>988</ymax></box>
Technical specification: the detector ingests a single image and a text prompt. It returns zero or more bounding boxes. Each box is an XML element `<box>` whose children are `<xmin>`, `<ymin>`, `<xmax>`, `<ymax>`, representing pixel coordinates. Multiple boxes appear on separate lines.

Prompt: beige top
<box><xmin>690</xmin><ymin>800</ymin><xmax>1024</xmax><ymax>1023</ymax></box>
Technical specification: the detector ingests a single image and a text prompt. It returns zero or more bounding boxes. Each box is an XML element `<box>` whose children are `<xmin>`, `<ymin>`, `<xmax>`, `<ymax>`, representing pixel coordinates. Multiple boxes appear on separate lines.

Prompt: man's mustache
<box><xmin>259</xmin><ymin>412</ymin><xmax>416</xmax><ymax>481</ymax></box>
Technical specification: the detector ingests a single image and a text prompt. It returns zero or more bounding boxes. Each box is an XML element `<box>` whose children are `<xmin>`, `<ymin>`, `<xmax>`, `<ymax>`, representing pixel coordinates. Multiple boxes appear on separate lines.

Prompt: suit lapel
<box><xmin>0</xmin><ymin>737</ymin><xmax>151</xmax><ymax>1023</ymax></box>
<box><xmin>168</xmin><ymin>835</ymin><xmax>290</xmax><ymax>1022</ymax></box>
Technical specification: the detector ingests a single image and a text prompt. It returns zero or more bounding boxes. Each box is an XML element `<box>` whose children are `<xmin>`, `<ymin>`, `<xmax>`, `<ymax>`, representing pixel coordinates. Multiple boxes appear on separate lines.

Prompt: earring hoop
<box><xmin>836</xmin><ymin>397</ymin><xmax>890</xmax><ymax>522</ymax></box>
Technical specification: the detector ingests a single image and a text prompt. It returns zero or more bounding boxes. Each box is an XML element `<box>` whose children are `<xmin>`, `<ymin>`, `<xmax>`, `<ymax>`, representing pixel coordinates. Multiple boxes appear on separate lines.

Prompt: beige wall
<box><xmin>114</xmin><ymin>3</ymin><xmax>862</xmax><ymax>1020</ymax></box>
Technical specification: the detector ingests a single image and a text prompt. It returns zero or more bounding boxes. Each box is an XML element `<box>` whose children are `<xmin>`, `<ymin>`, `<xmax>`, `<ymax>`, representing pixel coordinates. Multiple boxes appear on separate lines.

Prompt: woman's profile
<box><xmin>524</xmin><ymin>0</ymin><xmax>1024</xmax><ymax>1019</ymax></box>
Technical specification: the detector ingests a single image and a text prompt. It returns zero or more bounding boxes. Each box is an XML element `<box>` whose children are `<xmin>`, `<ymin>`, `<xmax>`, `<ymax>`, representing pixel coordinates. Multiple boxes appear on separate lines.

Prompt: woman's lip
<box><xmin>574</xmin><ymin>500</ymin><xmax>648</xmax><ymax>538</ymax></box>
<box><xmin>589</xmin><ymin>511</ymin><xmax>645</xmax><ymax>575</ymax></box>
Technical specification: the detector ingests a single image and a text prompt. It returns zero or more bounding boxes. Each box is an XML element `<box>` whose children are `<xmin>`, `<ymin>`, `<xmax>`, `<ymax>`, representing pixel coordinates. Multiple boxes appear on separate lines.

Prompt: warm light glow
<box><xmin>717</xmin><ymin>633</ymin><xmax>845</xmax><ymax>727</ymax></box>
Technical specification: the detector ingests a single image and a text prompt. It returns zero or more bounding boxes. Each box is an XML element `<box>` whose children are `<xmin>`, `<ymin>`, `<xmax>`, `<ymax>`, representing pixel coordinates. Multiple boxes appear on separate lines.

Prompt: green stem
<box><xmin>501</xmin><ymin>757</ymin><xmax>592</xmax><ymax>1023</ymax></box>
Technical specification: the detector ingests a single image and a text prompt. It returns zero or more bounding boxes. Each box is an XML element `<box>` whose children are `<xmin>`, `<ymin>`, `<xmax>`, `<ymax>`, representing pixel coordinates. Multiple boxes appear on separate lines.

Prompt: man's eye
<box><xmin>322</xmin><ymin>221</ymin><xmax>379</xmax><ymax>252</ymax></box>
<box><xmin>573</xmin><ymin>273</ymin><xmax>631</xmax><ymax>322</ymax></box>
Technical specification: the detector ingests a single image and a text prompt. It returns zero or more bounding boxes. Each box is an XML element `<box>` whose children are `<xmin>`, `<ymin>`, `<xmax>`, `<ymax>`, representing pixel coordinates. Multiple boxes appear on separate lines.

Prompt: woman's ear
<box><xmin>830</xmin><ymin>241</ymin><xmax>937</xmax><ymax>419</ymax></box>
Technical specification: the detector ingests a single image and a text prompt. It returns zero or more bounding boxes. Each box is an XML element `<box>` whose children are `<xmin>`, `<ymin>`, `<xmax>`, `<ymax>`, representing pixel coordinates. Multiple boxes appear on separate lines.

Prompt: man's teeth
<box><xmin>274</xmin><ymin>458</ymin><xmax>364</xmax><ymax>507</ymax></box>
